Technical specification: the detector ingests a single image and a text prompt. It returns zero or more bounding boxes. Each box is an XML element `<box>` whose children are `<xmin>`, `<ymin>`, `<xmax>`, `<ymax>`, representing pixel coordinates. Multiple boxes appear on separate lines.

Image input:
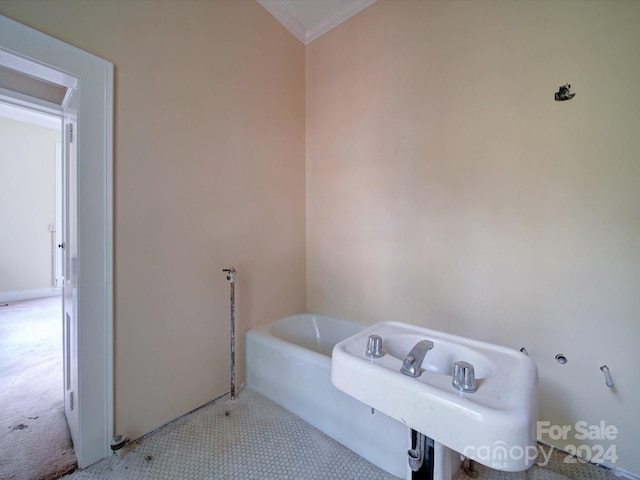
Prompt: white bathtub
<box><xmin>246</xmin><ymin>313</ymin><xmax>407</xmax><ymax>478</ymax></box>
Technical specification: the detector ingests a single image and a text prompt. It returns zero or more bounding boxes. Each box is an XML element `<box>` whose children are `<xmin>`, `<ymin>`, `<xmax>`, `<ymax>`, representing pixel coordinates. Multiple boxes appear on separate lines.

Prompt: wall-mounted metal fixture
<box><xmin>600</xmin><ymin>365</ymin><xmax>614</xmax><ymax>388</ymax></box>
<box><xmin>555</xmin><ymin>353</ymin><xmax>568</xmax><ymax>364</ymax></box>
<box><xmin>223</xmin><ymin>267</ymin><xmax>237</xmax><ymax>400</ymax></box>
<box><xmin>555</xmin><ymin>83</ymin><xmax>575</xmax><ymax>101</ymax></box>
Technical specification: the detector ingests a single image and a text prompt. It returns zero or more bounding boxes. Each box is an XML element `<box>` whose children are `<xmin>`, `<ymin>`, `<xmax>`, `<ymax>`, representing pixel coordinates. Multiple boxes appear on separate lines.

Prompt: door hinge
<box><xmin>70</xmin><ymin>391</ymin><xmax>74</xmax><ymax>411</ymax></box>
<box><xmin>67</xmin><ymin>123</ymin><xmax>74</xmax><ymax>143</ymax></box>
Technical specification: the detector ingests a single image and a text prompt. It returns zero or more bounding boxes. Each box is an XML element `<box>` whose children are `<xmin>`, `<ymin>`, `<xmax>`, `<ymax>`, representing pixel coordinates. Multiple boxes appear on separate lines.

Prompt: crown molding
<box><xmin>305</xmin><ymin>0</ymin><xmax>377</xmax><ymax>44</ymax></box>
<box><xmin>257</xmin><ymin>0</ymin><xmax>377</xmax><ymax>45</ymax></box>
<box><xmin>257</xmin><ymin>0</ymin><xmax>306</xmax><ymax>44</ymax></box>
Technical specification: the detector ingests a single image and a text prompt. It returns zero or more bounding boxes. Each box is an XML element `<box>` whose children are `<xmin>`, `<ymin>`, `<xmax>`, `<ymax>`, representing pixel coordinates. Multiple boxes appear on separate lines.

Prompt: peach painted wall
<box><xmin>306</xmin><ymin>1</ymin><xmax>640</xmax><ymax>476</ymax></box>
<box><xmin>0</xmin><ymin>0</ymin><xmax>306</xmax><ymax>439</ymax></box>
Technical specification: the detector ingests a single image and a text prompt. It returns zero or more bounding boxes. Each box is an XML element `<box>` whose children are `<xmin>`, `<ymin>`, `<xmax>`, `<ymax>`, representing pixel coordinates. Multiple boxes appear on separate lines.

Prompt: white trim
<box><xmin>104</xmin><ymin>61</ymin><xmax>114</xmax><ymax>463</ymax></box>
<box><xmin>61</xmin><ymin>84</ymin><xmax>75</xmax><ymax>110</ymax></box>
<box><xmin>0</xmin><ymin>14</ymin><xmax>114</xmax><ymax>468</ymax></box>
<box><xmin>0</xmin><ymin>47</ymin><xmax>77</xmax><ymax>88</ymax></box>
<box><xmin>256</xmin><ymin>0</ymin><xmax>306</xmax><ymax>44</ymax></box>
<box><xmin>0</xmin><ymin>99</ymin><xmax>61</xmax><ymax>129</ymax></box>
<box><xmin>0</xmin><ymin>86</ymin><xmax>63</xmax><ymax>118</ymax></box>
<box><xmin>0</xmin><ymin>288</ymin><xmax>61</xmax><ymax>303</ymax></box>
<box><xmin>305</xmin><ymin>0</ymin><xmax>377</xmax><ymax>44</ymax></box>
<box><xmin>256</xmin><ymin>0</ymin><xmax>377</xmax><ymax>45</ymax></box>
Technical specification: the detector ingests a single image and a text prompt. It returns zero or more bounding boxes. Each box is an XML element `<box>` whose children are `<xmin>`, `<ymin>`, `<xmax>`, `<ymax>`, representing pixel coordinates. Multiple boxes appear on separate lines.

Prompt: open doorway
<box><xmin>0</xmin><ymin>102</ymin><xmax>63</xmax><ymax>298</ymax></box>
<box><xmin>0</xmin><ymin>102</ymin><xmax>77</xmax><ymax>478</ymax></box>
<box><xmin>1</xmin><ymin>15</ymin><xmax>114</xmax><ymax>469</ymax></box>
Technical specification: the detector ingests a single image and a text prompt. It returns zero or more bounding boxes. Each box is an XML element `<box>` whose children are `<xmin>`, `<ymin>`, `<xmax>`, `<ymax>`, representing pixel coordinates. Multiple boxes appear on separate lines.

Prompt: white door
<box><xmin>61</xmin><ymin>109</ymin><xmax>79</xmax><ymax>441</ymax></box>
<box><xmin>55</xmin><ymin>142</ymin><xmax>64</xmax><ymax>288</ymax></box>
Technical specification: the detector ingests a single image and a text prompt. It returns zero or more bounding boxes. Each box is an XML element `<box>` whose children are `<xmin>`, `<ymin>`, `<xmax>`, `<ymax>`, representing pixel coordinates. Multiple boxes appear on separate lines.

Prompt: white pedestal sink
<box><xmin>331</xmin><ymin>321</ymin><xmax>538</xmax><ymax>479</ymax></box>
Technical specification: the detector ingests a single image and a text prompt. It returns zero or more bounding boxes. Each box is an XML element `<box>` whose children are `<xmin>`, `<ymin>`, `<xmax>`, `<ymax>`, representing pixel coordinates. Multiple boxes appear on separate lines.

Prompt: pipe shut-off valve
<box><xmin>109</xmin><ymin>434</ymin><xmax>130</xmax><ymax>469</ymax></box>
<box><xmin>223</xmin><ymin>267</ymin><xmax>236</xmax><ymax>284</ymax></box>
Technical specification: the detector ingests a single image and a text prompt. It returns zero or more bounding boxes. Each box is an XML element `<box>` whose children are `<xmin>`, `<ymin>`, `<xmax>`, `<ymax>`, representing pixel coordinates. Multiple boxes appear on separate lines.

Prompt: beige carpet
<box><xmin>0</xmin><ymin>296</ymin><xmax>77</xmax><ymax>480</ymax></box>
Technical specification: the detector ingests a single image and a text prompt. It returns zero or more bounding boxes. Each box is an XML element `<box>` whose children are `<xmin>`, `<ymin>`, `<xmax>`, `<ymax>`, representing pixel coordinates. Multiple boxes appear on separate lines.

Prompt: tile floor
<box><xmin>464</xmin><ymin>448</ymin><xmax>622</xmax><ymax>480</ymax></box>
<box><xmin>62</xmin><ymin>388</ymin><xmax>623</xmax><ymax>480</ymax></box>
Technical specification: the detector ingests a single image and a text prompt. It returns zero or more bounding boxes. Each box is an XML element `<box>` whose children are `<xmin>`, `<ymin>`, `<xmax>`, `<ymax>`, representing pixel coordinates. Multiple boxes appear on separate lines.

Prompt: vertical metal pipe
<box><xmin>223</xmin><ymin>268</ymin><xmax>236</xmax><ymax>400</ymax></box>
<box><xmin>229</xmin><ymin>274</ymin><xmax>235</xmax><ymax>400</ymax></box>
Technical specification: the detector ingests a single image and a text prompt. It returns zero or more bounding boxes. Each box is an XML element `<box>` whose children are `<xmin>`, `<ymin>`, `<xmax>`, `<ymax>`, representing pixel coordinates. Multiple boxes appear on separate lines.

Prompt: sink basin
<box><xmin>331</xmin><ymin>321</ymin><xmax>538</xmax><ymax>472</ymax></box>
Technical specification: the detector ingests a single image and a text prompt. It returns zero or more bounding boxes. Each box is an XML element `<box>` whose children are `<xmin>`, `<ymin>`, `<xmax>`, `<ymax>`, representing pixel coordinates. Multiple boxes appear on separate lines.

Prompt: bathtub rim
<box><xmin>247</xmin><ymin>312</ymin><xmax>368</xmax><ymax>368</ymax></box>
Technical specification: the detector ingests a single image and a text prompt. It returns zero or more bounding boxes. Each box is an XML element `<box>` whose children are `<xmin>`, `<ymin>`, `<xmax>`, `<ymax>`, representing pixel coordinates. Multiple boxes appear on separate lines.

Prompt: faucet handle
<box><xmin>452</xmin><ymin>361</ymin><xmax>477</xmax><ymax>393</ymax></box>
<box><xmin>402</xmin><ymin>356</ymin><xmax>417</xmax><ymax>374</ymax></box>
<box><xmin>366</xmin><ymin>335</ymin><xmax>384</xmax><ymax>358</ymax></box>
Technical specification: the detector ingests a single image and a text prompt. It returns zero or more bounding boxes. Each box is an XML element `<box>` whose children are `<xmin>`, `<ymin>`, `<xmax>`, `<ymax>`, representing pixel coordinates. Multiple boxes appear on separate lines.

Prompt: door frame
<box><xmin>0</xmin><ymin>15</ymin><xmax>114</xmax><ymax>468</ymax></box>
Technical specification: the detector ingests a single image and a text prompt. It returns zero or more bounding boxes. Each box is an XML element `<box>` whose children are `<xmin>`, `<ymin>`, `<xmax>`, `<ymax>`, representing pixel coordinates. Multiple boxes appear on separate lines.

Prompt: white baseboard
<box><xmin>0</xmin><ymin>288</ymin><xmax>61</xmax><ymax>303</ymax></box>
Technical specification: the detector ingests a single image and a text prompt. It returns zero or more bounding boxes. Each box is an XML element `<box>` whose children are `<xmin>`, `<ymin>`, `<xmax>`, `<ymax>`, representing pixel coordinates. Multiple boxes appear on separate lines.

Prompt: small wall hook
<box><xmin>555</xmin><ymin>83</ymin><xmax>576</xmax><ymax>101</ymax></box>
<box><xmin>600</xmin><ymin>365</ymin><xmax>614</xmax><ymax>388</ymax></box>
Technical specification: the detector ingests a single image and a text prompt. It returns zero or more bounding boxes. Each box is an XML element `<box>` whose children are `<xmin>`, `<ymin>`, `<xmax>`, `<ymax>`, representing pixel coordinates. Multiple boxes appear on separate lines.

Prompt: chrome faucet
<box><xmin>400</xmin><ymin>340</ymin><xmax>434</xmax><ymax>377</ymax></box>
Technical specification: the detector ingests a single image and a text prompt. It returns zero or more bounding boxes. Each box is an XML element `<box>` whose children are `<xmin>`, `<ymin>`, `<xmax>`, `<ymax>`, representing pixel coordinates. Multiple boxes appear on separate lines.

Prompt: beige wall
<box><xmin>0</xmin><ymin>116</ymin><xmax>58</xmax><ymax>296</ymax></box>
<box><xmin>307</xmin><ymin>0</ymin><xmax>640</xmax><ymax>475</ymax></box>
<box><xmin>0</xmin><ymin>0</ymin><xmax>306</xmax><ymax>438</ymax></box>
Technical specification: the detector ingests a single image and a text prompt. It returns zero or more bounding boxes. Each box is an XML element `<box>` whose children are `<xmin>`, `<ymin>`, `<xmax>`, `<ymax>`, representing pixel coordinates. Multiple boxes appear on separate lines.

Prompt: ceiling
<box><xmin>256</xmin><ymin>0</ymin><xmax>377</xmax><ymax>44</ymax></box>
